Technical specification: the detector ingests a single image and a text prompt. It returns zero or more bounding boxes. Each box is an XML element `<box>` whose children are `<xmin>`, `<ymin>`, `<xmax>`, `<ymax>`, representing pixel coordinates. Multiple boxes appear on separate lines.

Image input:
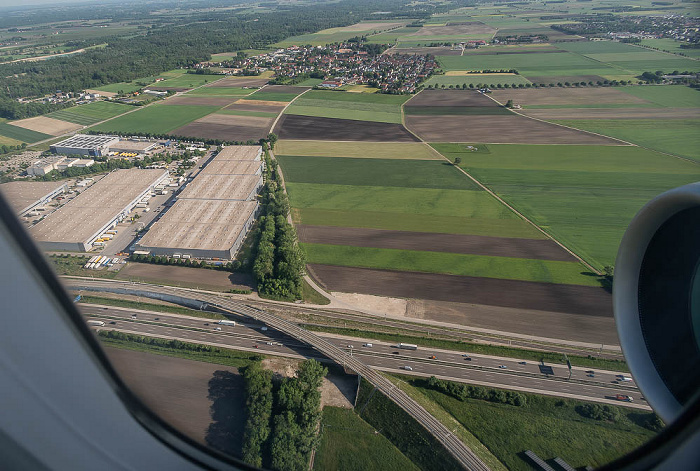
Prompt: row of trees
<box><xmin>129</xmin><ymin>253</ymin><xmax>242</xmax><ymax>272</ymax></box>
<box><xmin>426</xmin><ymin>376</ymin><xmax>527</xmax><ymax>406</ymax></box>
<box><xmin>84</xmin><ymin>130</ymin><xmax>252</xmax><ymax>147</ymax></box>
<box><xmin>252</xmin><ymin>142</ymin><xmax>305</xmax><ymax>301</ymax></box>
<box><xmin>241</xmin><ymin>359</ymin><xmax>327</xmax><ymax>470</ymax></box>
<box><xmin>424</xmin><ymin>79</ymin><xmax>644</xmax><ymax>90</ymax></box>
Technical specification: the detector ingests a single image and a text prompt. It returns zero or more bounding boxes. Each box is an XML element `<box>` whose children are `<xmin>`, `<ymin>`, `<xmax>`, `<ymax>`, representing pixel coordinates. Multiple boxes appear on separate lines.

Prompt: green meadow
<box><xmin>90</xmin><ymin>104</ymin><xmax>219</xmax><ymax>134</ymax></box>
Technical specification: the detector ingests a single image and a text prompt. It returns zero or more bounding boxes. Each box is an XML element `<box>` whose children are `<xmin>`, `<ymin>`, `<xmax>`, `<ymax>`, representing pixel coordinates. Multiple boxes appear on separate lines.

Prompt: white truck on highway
<box><xmin>397</xmin><ymin>343</ymin><xmax>418</xmax><ymax>350</ymax></box>
<box><xmin>218</xmin><ymin>320</ymin><xmax>236</xmax><ymax>326</ymax></box>
<box><xmin>87</xmin><ymin>320</ymin><xmax>105</xmax><ymax>327</ymax></box>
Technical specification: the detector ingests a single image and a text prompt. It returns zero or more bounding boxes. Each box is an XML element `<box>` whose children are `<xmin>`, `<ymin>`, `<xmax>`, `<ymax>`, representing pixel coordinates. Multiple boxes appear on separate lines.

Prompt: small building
<box><xmin>143</xmin><ymin>89</ymin><xmax>168</xmax><ymax>96</ymax></box>
<box><xmin>27</xmin><ymin>157</ymin><xmax>66</xmax><ymax>176</ymax></box>
<box><xmin>50</xmin><ymin>134</ymin><xmax>120</xmax><ymax>158</ymax></box>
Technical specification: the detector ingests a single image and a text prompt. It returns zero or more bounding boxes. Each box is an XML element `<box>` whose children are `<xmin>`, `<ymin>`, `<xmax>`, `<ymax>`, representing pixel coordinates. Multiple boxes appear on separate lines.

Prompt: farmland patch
<box><xmin>274</xmin><ymin>115</ymin><xmax>419</xmax><ymax>142</ymax></box>
<box><xmin>47</xmin><ymin>101</ymin><xmax>131</xmax><ymax>125</ymax></box>
<box><xmin>163</xmin><ymin>95</ymin><xmax>239</xmax><ymax>107</ymax></box>
<box><xmin>8</xmin><ymin>116</ymin><xmax>82</xmax><ymax>136</ymax></box>
<box><xmin>0</xmin><ymin>122</ymin><xmax>52</xmax><ymax>143</ymax></box>
<box><xmin>276</xmin><ymin>140</ymin><xmax>442</xmax><ymax>160</ymax></box>
<box><xmin>172</xmin><ymin>113</ymin><xmax>273</xmax><ymax>141</ymax></box>
<box><xmin>90</xmin><ymin>104</ymin><xmax>219</xmax><ymax>134</ymax></box>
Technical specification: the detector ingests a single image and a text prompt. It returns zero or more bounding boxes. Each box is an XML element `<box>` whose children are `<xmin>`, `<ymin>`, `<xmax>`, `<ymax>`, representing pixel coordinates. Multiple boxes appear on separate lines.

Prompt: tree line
<box><xmin>241</xmin><ymin>359</ymin><xmax>327</xmax><ymax>470</ymax></box>
<box><xmin>252</xmin><ymin>138</ymin><xmax>306</xmax><ymax>301</ymax></box>
<box><xmin>426</xmin><ymin>376</ymin><xmax>527</xmax><ymax>406</ymax></box>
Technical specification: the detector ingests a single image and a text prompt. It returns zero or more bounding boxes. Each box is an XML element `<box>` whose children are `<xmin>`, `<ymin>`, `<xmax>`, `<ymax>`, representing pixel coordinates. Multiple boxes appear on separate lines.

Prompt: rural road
<box><xmin>80</xmin><ymin>304</ymin><xmax>648</xmax><ymax>410</ymax></box>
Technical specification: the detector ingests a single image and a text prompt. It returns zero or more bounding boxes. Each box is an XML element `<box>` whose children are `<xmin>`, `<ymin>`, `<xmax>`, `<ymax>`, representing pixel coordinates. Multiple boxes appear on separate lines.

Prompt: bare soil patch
<box><xmin>298</xmin><ymin>225</ymin><xmax>575</xmax><ymax>261</ymax></box>
<box><xmin>387</xmin><ymin>46</ymin><xmax>462</xmax><ymax>56</ymax></box>
<box><xmin>405</xmin><ymin>114</ymin><xmax>621</xmax><ymax>144</ymax></box>
<box><xmin>522</xmin><ymin>108</ymin><xmax>700</xmax><ymax>120</ymax></box>
<box><xmin>104</xmin><ymin>347</ymin><xmax>245</xmax><ymax>456</ymax></box>
<box><xmin>116</xmin><ymin>263</ymin><xmax>253</xmax><ymax>291</ymax></box>
<box><xmin>10</xmin><ymin>116</ymin><xmax>82</xmax><ymax>136</ymax></box>
<box><xmin>163</xmin><ymin>95</ymin><xmax>238</xmax><ymax>107</ymax></box>
<box><xmin>275</xmin><ymin>115</ymin><xmax>419</xmax><ymax>142</ymax></box>
<box><xmin>406</xmin><ymin>89</ymin><xmax>499</xmax><ymax>108</ymax></box>
<box><xmin>409</xmin><ymin>23</ymin><xmax>496</xmax><ymax>37</ymax></box>
<box><xmin>206</xmin><ymin>77</ymin><xmax>269</xmax><ymax>88</ymax></box>
<box><xmin>308</xmin><ymin>264</ymin><xmax>613</xmax><ymax>316</ymax></box>
<box><xmin>172</xmin><ymin>113</ymin><xmax>273</xmax><ymax>141</ymax></box>
<box><xmin>405</xmin><ymin>298</ymin><xmax>619</xmax><ymax>345</ymax></box>
<box><xmin>489</xmin><ymin>87</ymin><xmax>650</xmax><ymax>106</ymax></box>
<box><xmin>320</xmin><ymin>373</ymin><xmax>356</xmax><ymax>409</ymax></box>
<box><xmin>226</xmin><ymin>100</ymin><xmax>286</xmax><ymax>113</ymax></box>
<box><xmin>86</xmin><ymin>89</ymin><xmax>116</xmax><ymax>97</ymax></box>
<box><xmin>331</xmin><ymin>291</ymin><xmax>408</xmax><ymax>317</ymax></box>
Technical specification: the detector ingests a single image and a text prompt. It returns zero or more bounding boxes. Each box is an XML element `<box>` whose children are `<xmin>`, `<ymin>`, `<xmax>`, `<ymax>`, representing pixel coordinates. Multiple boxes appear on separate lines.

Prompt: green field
<box><xmin>302</xmin><ymin>243</ymin><xmax>600</xmax><ymax>286</ymax></box>
<box><xmin>47</xmin><ymin>101</ymin><xmax>131</xmax><ymax>125</ymax></box>
<box><xmin>185</xmin><ymin>87</ymin><xmax>254</xmax><ymax>97</ymax></box>
<box><xmin>285</xmin><ymin>95</ymin><xmax>405</xmax><ymax>123</ymax></box>
<box><xmin>246</xmin><ymin>91</ymin><xmax>300</xmax><ymax>102</ymax></box>
<box><xmin>436</xmin><ymin>143</ymin><xmax>700</xmax><ymax>269</ymax></box>
<box><xmin>313</xmin><ymin>407</ymin><xmax>418</xmax><ymax>471</ymax></box>
<box><xmin>153</xmin><ymin>74</ymin><xmax>223</xmax><ymax>89</ymax></box>
<box><xmin>276</xmin><ymin>140</ymin><xmax>443</xmax><ymax>160</ymax></box>
<box><xmin>94</xmin><ymin>81</ymin><xmax>152</xmax><ymax>94</ymax></box>
<box><xmin>619</xmin><ymin>85</ymin><xmax>700</xmax><ymax>108</ymax></box>
<box><xmin>437</xmin><ymin>52</ymin><xmax>619</xmax><ymax>78</ymax></box>
<box><xmin>424</xmin><ymin>74</ymin><xmax>531</xmax><ymax>88</ymax></box>
<box><xmin>640</xmin><ymin>39</ymin><xmax>700</xmax><ymax>59</ymax></box>
<box><xmin>406</xmin><ymin>377</ymin><xmax>656</xmax><ymax>471</ymax></box>
<box><xmin>0</xmin><ymin>122</ymin><xmax>52</xmax><ymax>143</ymax></box>
<box><xmin>90</xmin><ymin>104</ymin><xmax>219</xmax><ymax>134</ymax></box>
<box><xmin>276</xmin><ymin>155</ymin><xmax>479</xmax><ymax>189</ymax></box>
<box><xmin>553</xmin><ymin>119</ymin><xmax>700</xmax><ymax>161</ymax></box>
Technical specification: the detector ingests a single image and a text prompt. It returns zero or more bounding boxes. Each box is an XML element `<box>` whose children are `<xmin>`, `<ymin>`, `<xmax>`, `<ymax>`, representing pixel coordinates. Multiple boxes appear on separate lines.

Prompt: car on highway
<box><xmin>214</xmin><ymin>327</ymin><xmax>221</xmax><ymax>331</ymax></box>
<box><xmin>347</xmin><ymin>345</ymin><xmax>354</xmax><ymax>348</ymax></box>
<box><xmin>363</xmin><ymin>343</ymin><xmax>373</xmax><ymax>347</ymax></box>
<box><xmin>109</xmin><ymin>321</ymin><xmax>116</xmax><ymax>325</ymax></box>
<box><xmin>615</xmin><ymin>394</ymin><xmax>633</xmax><ymax>402</ymax></box>
<box><xmin>429</xmin><ymin>355</ymin><xmax>437</xmax><ymax>359</ymax></box>
<box><xmin>266</xmin><ymin>342</ymin><xmax>274</xmax><ymax>345</ymax></box>
<box><xmin>131</xmin><ymin>314</ymin><xmax>137</xmax><ymax>318</ymax></box>
<box><xmin>586</xmin><ymin>370</ymin><xmax>595</xmax><ymax>374</ymax></box>
<box><xmin>617</xmin><ymin>375</ymin><xmax>634</xmax><ymax>382</ymax></box>
<box><xmin>154</xmin><ymin>317</ymin><xmax>159</xmax><ymax>321</ymax></box>
<box><xmin>392</xmin><ymin>351</ymin><xmax>399</xmax><ymax>354</ymax></box>
<box><xmin>253</xmin><ymin>344</ymin><xmax>258</xmax><ymax>349</ymax></box>
<box><xmin>587</xmin><ymin>373</ymin><xmax>595</xmax><ymax>378</ymax></box>
<box><xmin>402</xmin><ymin>366</ymin><xmax>413</xmax><ymax>371</ymax></box>
<box><xmin>462</xmin><ymin>354</ymin><xmax>471</xmax><ymax>360</ymax></box>
<box><xmin>498</xmin><ymin>365</ymin><xmax>507</xmax><ymax>369</ymax></box>
<box><xmin>518</xmin><ymin>361</ymin><xmax>527</xmax><ymax>365</ymax></box>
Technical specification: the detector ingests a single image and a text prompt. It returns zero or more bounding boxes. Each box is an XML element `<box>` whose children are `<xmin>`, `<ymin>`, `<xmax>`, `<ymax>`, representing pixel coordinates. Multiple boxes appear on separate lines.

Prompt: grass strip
<box><xmin>301</xmin><ymin>324</ymin><xmax>628</xmax><ymax>372</ymax></box>
<box><xmin>301</xmin><ymin>279</ymin><xmax>330</xmax><ymax>305</ymax></box>
<box><xmin>78</xmin><ymin>295</ymin><xmax>226</xmax><ymax>320</ymax></box>
<box><xmin>97</xmin><ymin>330</ymin><xmax>262</xmax><ymax>368</ymax></box>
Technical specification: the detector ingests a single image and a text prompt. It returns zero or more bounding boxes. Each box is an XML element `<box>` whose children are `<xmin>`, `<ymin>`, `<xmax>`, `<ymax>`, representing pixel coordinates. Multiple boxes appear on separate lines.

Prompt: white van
<box><xmin>363</xmin><ymin>343</ymin><xmax>373</xmax><ymax>348</ymax></box>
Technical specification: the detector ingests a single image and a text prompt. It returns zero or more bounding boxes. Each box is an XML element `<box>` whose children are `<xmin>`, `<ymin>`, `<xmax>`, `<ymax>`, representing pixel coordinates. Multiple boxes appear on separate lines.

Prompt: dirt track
<box><xmin>104</xmin><ymin>347</ymin><xmax>245</xmax><ymax>457</ymax></box>
<box><xmin>309</xmin><ymin>264</ymin><xmax>613</xmax><ymax>316</ymax></box>
<box><xmin>275</xmin><ymin>115</ymin><xmax>419</xmax><ymax>142</ymax></box>
<box><xmin>297</xmin><ymin>225</ymin><xmax>576</xmax><ymax>261</ymax></box>
<box><xmin>404</xmin><ymin>114</ymin><xmax>621</xmax><ymax>144</ymax></box>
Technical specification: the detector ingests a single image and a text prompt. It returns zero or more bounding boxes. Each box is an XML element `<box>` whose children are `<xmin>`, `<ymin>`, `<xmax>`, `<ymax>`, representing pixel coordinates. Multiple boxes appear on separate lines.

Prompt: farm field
<box><xmin>406</xmin><ymin>377</ymin><xmax>656</xmax><ymax>471</ymax></box>
<box><xmin>404</xmin><ymin>90</ymin><xmax>618</xmax><ymax>144</ymax></box>
<box><xmin>149</xmin><ymin>73</ymin><xmax>223</xmax><ymax>89</ymax></box>
<box><xmin>640</xmin><ymin>39</ymin><xmax>700</xmax><ymax>58</ymax></box>
<box><xmin>438</xmin><ymin>143</ymin><xmax>700</xmax><ymax>269</ymax></box>
<box><xmin>7</xmin><ymin>116</ymin><xmax>82</xmax><ymax>136</ymax></box>
<box><xmin>273</xmin><ymin>21</ymin><xmax>409</xmax><ymax>47</ymax></box>
<box><xmin>488</xmin><ymin>87</ymin><xmax>652</xmax><ymax>107</ymax></box>
<box><xmin>90</xmin><ymin>104</ymin><xmax>219</xmax><ymax>134</ymax></box>
<box><xmin>46</xmin><ymin>101</ymin><xmax>131</xmax><ymax>125</ymax></box>
<box><xmin>184</xmin><ymin>87</ymin><xmax>254</xmax><ymax>97</ymax></box>
<box><xmin>275</xmin><ymin>140</ymin><xmax>442</xmax><ymax>160</ymax></box>
<box><xmin>0</xmin><ymin>122</ymin><xmax>52</xmax><ymax>143</ymax></box>
<box><xmin>425</xmin><ymin>74</ymin><xmax>531</xmax><ymax>88</ymax></box>
<box><xmin>284</xmin><ymin>90</ymin><xmax>410</xmax><ymax>124</ymax></box>
<box><xmin>163</xmin><ymin>95</ymin><xmax>241</xmax><ymax>107</ymax></box>
<box><xmin>552</xmin><ymin>119</ymin><xmax>700</xmax><ymax>161</ymax></box>
<box><xmin>313</xmin><ymin>407</ymin><xmax>418</xmax><ymax>471</ymax></box>
<box><xmin>172</xmin><ymin>112</ymin><xmax>274</xmax><ymax>142</ymax></box>
<box><xmin>274</xmin><ymin>115</ymin><xmax>418</xmax><ymax>142</ymax></box>
<box><xmin>618</xmin><ymin>85</ymin><xmax>700</xmax><ymax>108</ymax></box>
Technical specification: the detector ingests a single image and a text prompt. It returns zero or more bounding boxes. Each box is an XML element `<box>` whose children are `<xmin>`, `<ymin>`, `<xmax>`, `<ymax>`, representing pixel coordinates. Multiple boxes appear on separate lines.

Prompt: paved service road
<box><xmin>80</xmin><ymin>304</ymin><xmax>648</xmax><ymax>410</ymax></box>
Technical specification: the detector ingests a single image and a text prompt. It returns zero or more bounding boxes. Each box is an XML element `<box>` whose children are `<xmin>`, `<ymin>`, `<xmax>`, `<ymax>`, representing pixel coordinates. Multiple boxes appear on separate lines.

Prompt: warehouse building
<box><xmin>50</xmin><ymin>134</ymin><xmax>120</xmax><ymax>157</ymax></box>
<box><xmin>29</xmin><ymin>168</ymin><xmax>168</xmax><ymax>252</ymax></box>
<box><xmin>135</xmin><ymin>199</ymin><xmax>258</xmax><ymax>259</ymax></box>
<box><xmin>0</xmin><ymin>181</ymin><xmax>68</xmax><ymax>216</ymax></box>
<box><xmin>135</xmin><ymin>145</ymin><xmax>263</xmax><ymax>259</ymax></box>
<box><xmin>109</xmin><ymin>140</ymin><xmax>158</xmax><ymax>155</ymax></box>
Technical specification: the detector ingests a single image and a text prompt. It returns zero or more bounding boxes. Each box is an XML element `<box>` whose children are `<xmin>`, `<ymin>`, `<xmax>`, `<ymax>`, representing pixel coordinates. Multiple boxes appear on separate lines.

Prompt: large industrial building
<box><xmin>50</xmin><ymin>134</ymin><xmax>120</xmax><ymax>157</ymax></box>
<box><xmin>135</xmin><ymin>145</ymin><xmax>263</xmax><ymax>259</ymax></box>
<box><xmin>30</xmin><ymin>168</ymin><xmax>168</xmax><ymax>252</ymax></box>
<box><xmin>0</xmin><ymin>181</ymin><xmax>68</xmax><ymax>216</ymax></box>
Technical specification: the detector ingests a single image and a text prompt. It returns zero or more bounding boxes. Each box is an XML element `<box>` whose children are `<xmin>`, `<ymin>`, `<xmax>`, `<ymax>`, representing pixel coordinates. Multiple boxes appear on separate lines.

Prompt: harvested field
<box><xmin>275</xmin><ymin>115</ymin><xmax>419</xmax><ymax>142</ymax></box>
<box><xmin>116</xmin><ymin>263</ymin><xmax>253</xmax><ymax>291</ymax></box>
<box><xmin>163</xmin><ymin>95</ymin><xmax>238</xmax><ymax>107</ymax></box>
<box><xmin>387</xmin><ymin>46</ymin><xmax>462</xmax><ymax>55</ymax></box>
<box><xmin>104</xmin><ymin>347</ymin><xmax>246</xmax><ymax>456</ymax></box>
<box><xmin>526</xmin><ymin>76</ymin><xmax>606</xmax><ymax>85</ymax></box>
<box><xmin>461</xmin><ymin>47</ymin><xmax>563</xmax><ymax>56</ymax></box>
<box><xmin>334</xmin><ymin>21</ymin><xmax>405</xmax><ymax>32</ymax></box>
<box><xmin>297</xmin><ymin>225</ymin><xmax>575</xmax><ymax>261</ymax></box>
<box><xmin>205</xmin><ymin>77</ymin><xmax>269</xmax><ymax>88</ymax></box>
<box><xmin>225</xmin><ymin>100</ymin><xmax>286</xmax><ymax>113</ymax></box>
<box><xmin>9</xmin><ymin>116</ymin><xmax>83</xmax><ymax>136</ymax></box>
<box><xmin>308</xmin><ymin>264</ymin><xmax>612</xmax><ymax>316</ymax></box>
<box><xmin>172</xmin><ymin>113</ymin><xmax>273</xmax><ymax>141</ymax></box>
<box><xmin>409</xmin><ymin>23</ymin><xmax>496</xmax><ymax>37</ymax></box>
<box><xmin>145</xmin><ymin>86</ymin><xmax>190</xmax><ymax>92</ymax></box>
<box><xmin>489</xmin><ymin>87</ymin><xmax>650</xmax><ymax>106</ymax></box>
<box><xmin>521</xmin><ymin>108</ymin><xmax>700</xmax><ymax>120</ymax></box>
<box><xmin>405</xmin><ymin>115</ymin><xmax>621</xmax><ymax>144</ymax></box>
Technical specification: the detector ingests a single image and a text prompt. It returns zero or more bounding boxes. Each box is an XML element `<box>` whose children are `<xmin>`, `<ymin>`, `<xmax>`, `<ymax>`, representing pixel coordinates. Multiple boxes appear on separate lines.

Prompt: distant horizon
<box><xmin>1</xmin><ymin>0</ymin><xmax>117</xmax><ymax>9</ymax></box>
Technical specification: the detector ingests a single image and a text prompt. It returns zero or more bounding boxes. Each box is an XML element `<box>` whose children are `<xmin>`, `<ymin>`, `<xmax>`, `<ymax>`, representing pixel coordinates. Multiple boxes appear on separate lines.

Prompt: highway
<box><xmin>68</xmin><ymin>278</ymin><xmax>492</xmax><ymax>471</ymax></box>
<box><xmin>80</xmin><ymin>304</ymin><xmax>648</xmax><ymax>409</ymax></box>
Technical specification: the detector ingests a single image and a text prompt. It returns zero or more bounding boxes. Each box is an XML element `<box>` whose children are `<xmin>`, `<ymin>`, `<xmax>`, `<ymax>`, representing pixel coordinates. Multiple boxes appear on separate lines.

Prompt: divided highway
<box><xmin>67</xmin><ymin>279</ymin><xmax>491</xmax><ymax>471</ymax></box>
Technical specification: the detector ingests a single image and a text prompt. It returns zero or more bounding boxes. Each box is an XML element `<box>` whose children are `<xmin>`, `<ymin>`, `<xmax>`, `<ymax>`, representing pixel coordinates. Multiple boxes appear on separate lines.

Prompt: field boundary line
<box><xmin>269</xmin><ymin>87</ymin><xmax>311</xmax><ymax>134</ymax></box>
<box><xmin>403</xmin><ymin>90</ymin><xmax>602</xmax><ymax>275</ymax></box>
